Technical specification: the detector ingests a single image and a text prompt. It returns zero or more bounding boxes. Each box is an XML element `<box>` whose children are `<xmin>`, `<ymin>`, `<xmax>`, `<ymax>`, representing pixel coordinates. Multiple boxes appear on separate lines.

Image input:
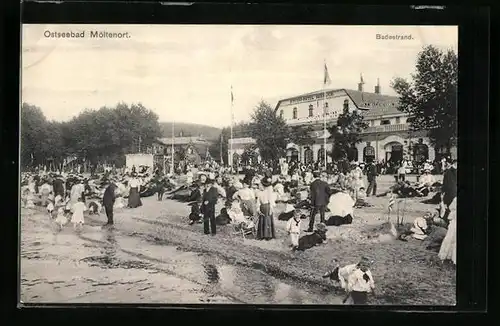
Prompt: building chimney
<box><xmin>358</xmin><ymin>73</ymin><xmax>365</xmax><ymax>92</ymax></box>
<box><xmin>343</xmin><ymin>99</ymin><xmax>349</xmax><ymax>112</ymax></box>
<box><xmin>374</xmin><ymin>78</ymin><xmax>381</xmax><ymax>94</ymax></box>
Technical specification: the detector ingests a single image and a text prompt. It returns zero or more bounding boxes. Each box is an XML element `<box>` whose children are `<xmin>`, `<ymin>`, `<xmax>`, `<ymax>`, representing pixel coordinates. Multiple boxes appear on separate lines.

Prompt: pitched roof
<box><xmin>344</xmin><ymin>89</ymin><xmax>403</xmax><ymax>118</ymax></box>
<box><xmin>275</xmin><ymin>88</ymin><xmax>404</xmax><ymax>119</ymax></box>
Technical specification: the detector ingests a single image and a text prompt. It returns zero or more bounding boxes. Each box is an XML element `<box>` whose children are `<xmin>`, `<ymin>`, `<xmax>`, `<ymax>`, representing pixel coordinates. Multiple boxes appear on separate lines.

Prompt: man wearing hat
<box><xmin>307</xmin><ymin>171</ymin><xmax>330</xmax><ymax>232</ymax></box>
<box><xmin>441</xmin><ymin>159</ymin><xmax>457</xmax><ymax>207</ymax></box>
<box><xmin>365</xmin><ymin>158</ymin><xmax>378</xmax><ymax>197</ymax></box>
<box><xmin>53</xmin><ymin>174</ymin><xmax>66</xmax><ymax>198</ymax></box>
<box><xmin>102</xmin><ymin>178</ymin><xmax>117</xmax><ymax>227</ymax></box>
<box><xmin>202</xmin><ymin>176</ymin><xmax>219</xmax><ymax>235</ymax></box>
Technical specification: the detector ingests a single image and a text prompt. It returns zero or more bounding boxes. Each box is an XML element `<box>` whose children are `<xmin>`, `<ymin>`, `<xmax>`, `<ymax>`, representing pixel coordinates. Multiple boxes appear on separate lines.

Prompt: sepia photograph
<box><xmin>20</xmin><ymin>24</ymin><xmax>458</xmax><ymax>305</ymax></box>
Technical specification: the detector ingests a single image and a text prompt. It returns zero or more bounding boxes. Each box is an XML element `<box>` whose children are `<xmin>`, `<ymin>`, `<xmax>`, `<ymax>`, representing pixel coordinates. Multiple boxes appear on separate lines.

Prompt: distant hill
<box><xmin>159</xmin><ymin>122</ymin><xmax>221</xmax><ymax>140</ymax></box>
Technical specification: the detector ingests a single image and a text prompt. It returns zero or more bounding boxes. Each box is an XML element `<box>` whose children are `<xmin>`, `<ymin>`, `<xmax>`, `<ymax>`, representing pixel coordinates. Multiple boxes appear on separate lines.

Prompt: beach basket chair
<box><xmin>232</xmin><ymin>220</ymin><xmax>256</xmax><ymax>239</ymax></box>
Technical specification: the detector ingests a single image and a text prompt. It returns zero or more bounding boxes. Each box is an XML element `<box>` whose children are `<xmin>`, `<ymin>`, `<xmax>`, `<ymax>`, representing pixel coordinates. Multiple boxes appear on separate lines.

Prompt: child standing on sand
<box><xmin>55</xmin><ymin>207</ymin><xmax>68</xmax><ymax>229</ymax></box>
<box><xmin>71</xmin><ymin>197</ymin><xmax>86</xmax><ymax>230</ymax></box>
<box><xmin>286</xmin><ymin>209</ymin><xmax>302</xmax><ymax>250</ymax></box>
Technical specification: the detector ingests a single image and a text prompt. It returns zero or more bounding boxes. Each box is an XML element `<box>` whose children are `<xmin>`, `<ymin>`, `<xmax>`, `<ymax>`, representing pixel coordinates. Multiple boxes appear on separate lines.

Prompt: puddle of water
<box><xmin>90</xmin><ymin>233</ymin><xmax>342</xmax><ymax>304</ymax></box>
<box><xmin>22</xmin><ymin>210</ymin><xmax>342</xmax><ymax>305</ymax></box>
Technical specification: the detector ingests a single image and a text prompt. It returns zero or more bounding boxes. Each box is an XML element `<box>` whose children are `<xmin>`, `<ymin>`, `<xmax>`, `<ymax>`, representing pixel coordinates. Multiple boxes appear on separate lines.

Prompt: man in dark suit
<box><xmin>365</xmin><ymin>158</ymin><xmax>378</xmax><ymax>197</ymax></box>
<box><xmin>102</xmin><ymin>180</ymin><xmax>117</xmax><ymax>227</ymax></box>
<box><xmin>202</xmin><ymin>177</ymin><xmax>219</xmax><ymax>235</ymax></box>
<box><xmin>53</xmin><ymin>176</ymin><xmax>65</xmax><ymax>198</ymax></box>
<box><xmin>307</xmin><ymin>171</ymin><xmax>331</xmax><ymax>232</ymax></box>
<box><xmin>441</xmin><ymin>159</ymin><xmax>457</xmax><ymax>206</ymax></box>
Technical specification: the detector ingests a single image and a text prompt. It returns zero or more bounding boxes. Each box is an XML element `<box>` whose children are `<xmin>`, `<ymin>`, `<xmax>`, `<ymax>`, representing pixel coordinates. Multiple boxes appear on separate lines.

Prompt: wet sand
<box><xmin>20</xmin><ymin>174</ymin><xmax>455</xmax><ymax>305</ymax></box>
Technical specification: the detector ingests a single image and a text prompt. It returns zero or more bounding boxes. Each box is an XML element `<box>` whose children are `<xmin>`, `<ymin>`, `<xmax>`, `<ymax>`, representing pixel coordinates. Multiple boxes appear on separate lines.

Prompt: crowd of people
<box><xmin>20</xmin><ymin>154</ymin><xmax>457</xmax><ymax>305</ymax></box>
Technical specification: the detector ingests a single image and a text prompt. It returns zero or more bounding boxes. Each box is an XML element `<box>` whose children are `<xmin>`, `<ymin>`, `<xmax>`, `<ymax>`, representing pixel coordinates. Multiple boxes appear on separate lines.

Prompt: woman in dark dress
<box><xmin>127</xmin><ymin>173</ymin><xmax>143</xmax><ymax>208</ymax></box>
<box><xmin>188</xmin><ymin>181</ymin><xmax>204</xmax><ymax>225</ymax></box>
<box><xmin>255</xmin><ymin>177</ymin><xmax>276</xmax><ymax>240</ymax></box>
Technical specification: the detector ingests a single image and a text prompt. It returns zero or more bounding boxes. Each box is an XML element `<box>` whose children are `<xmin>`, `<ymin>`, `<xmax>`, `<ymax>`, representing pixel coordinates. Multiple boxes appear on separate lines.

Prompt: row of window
<box><xmin>369</xmin><ymin>117</ymin><xmax>401</xmax><ymax>126</ymax></box>
<box><xmin>281</xmin><ymin>99</ymin><xmax>350</xmax><ymax>120</ymax></box>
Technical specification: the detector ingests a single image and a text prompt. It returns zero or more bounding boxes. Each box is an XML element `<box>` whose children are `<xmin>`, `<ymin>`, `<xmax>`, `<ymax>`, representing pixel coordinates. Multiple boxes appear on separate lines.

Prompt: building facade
<box><xmin>149</xmin><ymin>135</ymin><xmax>211</xmax><ymax>168</ymax></box>
<box><xmin>228</xmin><ymin>81</ymin><xmax>455</xmax><ymax>165</ymax></box>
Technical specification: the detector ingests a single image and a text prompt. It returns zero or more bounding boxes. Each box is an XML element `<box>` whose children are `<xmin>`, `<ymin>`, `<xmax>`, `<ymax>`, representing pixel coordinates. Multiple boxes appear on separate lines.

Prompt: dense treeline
<box><xmin>21</xmin><ymin>102</ymin><xmax>162</xmax><ymax>169</ymax></box>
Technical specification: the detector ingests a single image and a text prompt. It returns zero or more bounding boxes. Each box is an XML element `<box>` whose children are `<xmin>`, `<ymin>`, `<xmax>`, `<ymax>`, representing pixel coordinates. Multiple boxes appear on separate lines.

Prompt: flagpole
<box><xmin>230</xmin><ymin>86</ymin><xmax>234</xmax><ymax>173</ymax></box>
<box><xmin>171</xmin><ymin>121</ymin><xmax>175</xmax><ymax>175</ymax></box>
<box><xmin>220</xmin><ymin>133</ymin><xmax>224</xmax><ymax>165</ymax></box>
<box><xmin>323</xmin><ymin>59</ymin><xmax>327</xmax><ymax>170</ymax></box>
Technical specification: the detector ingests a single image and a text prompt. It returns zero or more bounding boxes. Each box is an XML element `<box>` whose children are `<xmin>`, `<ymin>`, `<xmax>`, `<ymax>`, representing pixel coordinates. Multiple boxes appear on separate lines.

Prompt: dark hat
<box><xmin>316</xmin><ymin>223</ymin><xmax>327</xmax><ymax>233</ymax></box>
<box><xmin>261</xmin><ymin>177</ymin><xmax>272</xmax><ymax>187</ymax></box>
<box><xmin>358</xmin><ymin>256</ymin><xmax>373</xmax><ymax>268</ymax></box>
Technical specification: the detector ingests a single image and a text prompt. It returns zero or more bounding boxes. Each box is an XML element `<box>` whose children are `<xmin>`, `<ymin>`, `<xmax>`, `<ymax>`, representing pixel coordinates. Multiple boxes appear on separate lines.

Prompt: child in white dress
<box><xmin>46</xmin><ymin>200</ymin><xmax>55</xmax><ymax>217</ymax></box>
<box><xmin>55</xmin><ymin>207</ymin><xmax>68</xmax><ymax>228</ymax></box>
<box><xmin>71</xmin><ymin>197</ymin><xmax>87</xmax><ymax>229</ymax></box>
<box><xmin>286</xmin><ymin>210</ymin><xmax>302</xmax><ymax>250</ymax></box>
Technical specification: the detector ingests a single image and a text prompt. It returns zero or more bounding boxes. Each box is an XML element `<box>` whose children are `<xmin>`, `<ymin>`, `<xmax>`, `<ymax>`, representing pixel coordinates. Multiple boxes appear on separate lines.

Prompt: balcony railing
<box><xmin>361</xmin><ymin>124</ymin><xmax>409</xmax><ymax>134</ymax></box>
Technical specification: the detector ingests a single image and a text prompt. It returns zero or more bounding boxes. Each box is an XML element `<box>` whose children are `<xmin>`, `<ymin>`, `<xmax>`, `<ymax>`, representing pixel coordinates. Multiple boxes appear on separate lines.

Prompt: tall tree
<box><xmin>249</xmin><ymin>101</ymin><xmax>288</xmax><ymax>163</ymax></box>
<box><xmin>20</xmin><ymin>103</ymin><xmax>50</xmax><ymax>167</ymax></box>
<box><xmin>288</xmin><ymin>125</ymin><xmax>315</xmax><ymax>147</ymax></box>
<box><xmin>327</xmin><ymin>106</ymin><xmax>368</xmax><ymax>161</ymax></box>
<box><xmin>390</xmin><ymin>45</ymin><xmax>458</xmax><ymax>152</ymax></box>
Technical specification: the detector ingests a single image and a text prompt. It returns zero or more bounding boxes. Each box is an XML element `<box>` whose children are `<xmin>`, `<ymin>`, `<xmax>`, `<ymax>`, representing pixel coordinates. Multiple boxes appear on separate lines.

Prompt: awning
<box><xmin>317</xmin><ymin>130</ymin><xmax>331</xmax><ymax>139</ymax></box>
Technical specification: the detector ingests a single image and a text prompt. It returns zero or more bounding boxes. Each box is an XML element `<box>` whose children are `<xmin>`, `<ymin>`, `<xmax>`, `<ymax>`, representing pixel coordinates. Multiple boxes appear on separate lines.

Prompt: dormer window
<box><xmin>293</xmin><ymin>107</ymin><xmax>298</xmax><ymax>119</ymax></box>
<box><xmin>308</xmin><ymin>104</ymin><xmax>314</xmax><ymax>117</ymax></box>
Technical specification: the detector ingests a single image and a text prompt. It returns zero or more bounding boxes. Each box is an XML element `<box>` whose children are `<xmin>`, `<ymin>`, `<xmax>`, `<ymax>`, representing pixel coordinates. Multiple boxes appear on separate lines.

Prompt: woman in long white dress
<box><xmin>349</xmin><ymin>163</ymin><xmax>365</xmax><ymax>200</ymax></box>
<box><xmin>438</xmin><ymin>197</ymin><xmax>456</xmax><ymax>264</ymax></box>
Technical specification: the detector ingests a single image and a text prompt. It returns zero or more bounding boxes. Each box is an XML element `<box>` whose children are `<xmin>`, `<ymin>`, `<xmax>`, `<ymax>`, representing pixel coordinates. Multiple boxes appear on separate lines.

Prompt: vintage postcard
<box><xmin>20</xmin><ymin>24</ymin><xmax>457</xmax><ymax>305</ymax></box>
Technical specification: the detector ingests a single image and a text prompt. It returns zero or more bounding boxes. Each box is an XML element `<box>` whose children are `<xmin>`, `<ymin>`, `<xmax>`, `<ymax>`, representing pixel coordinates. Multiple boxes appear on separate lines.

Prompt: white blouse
<box><xmin>129</xmin><ymin>178</ymin><xmax>142</xmax><ymax>189</ymax></box>
<box><xmin>347</xmin><ymin>268</ymin><xmax>375</xmax><ymax>293</ymax></box>
<box><xmin>256</xmin><ymin>186</ymin><xmax>276</xmax><ymax>212</ymax></box>
<box><xmin>234</xmin><ymin>188</ymin><xmax>255</xmax><ymax>201</ymax></box>
<box><xmin>338</xmin><ymin>264</ymin><xmax>358</xmax><ymax>291</ymax></box>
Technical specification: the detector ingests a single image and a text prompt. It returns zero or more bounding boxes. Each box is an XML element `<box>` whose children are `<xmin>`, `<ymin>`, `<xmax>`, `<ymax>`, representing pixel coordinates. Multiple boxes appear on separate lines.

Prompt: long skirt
<box><xmin>256</xmin><ymin>203</ymin><xmax>275</xmax><ymax>240</ymax></box>
<box><xmin>438</xmin><ymin>218</ymin><xmax>456</xmax><ymax>264</ymax></box>
<box><xmin>240</xmin><ymin>199</ymin><xmax>256</xmax><ymax>217</ymax></box>
<box><xmin>128</xmin><ymin>187</ymin><xmax>142</xmax><ymax>208</ymax></box>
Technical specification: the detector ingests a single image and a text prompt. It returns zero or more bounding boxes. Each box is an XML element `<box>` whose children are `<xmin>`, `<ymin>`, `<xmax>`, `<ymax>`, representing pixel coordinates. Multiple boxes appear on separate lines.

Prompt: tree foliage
<box><xmin>288</xmin><ymin>125</ymin><xmax>315</xmax><ymax>147</ymax></box>
<box><xmin>241</xmin><ymin>144</ymin><xmax>259</xmax><ymax>165</ymax></box>
<box><xmin>20</xmin><ymin>102</ymin><xmax>162</xmax><ymax>168</ymax></box>
<box><xmin>390</xmin><ymin>45</ymin><xmax>457</xmax><ymax>150</ymax></box>
<box><xmin>249</xmin><ymin>101</ymin><xmax>288</xmax><ymax>163</ymax></box>
<box><xmin>210</xmin><ymin>122</ymin><xmax>251</xmax><ymax>165</ymax></box>
<box><xmin>327</xmin><ymin>107</ymin><xmax>368</xmax><ymax>161</ymax></box>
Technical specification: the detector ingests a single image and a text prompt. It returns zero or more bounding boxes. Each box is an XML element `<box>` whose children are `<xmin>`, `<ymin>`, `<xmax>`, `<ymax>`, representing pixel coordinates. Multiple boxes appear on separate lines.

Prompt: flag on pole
<box><xmin>388</xmin><ymin>194</ymin><xmax>395</xmax><ymax>212</ymax></box>
<box><xmin>324</xmin><ymin>63</ymin><xmax>331</xmax><ymax>86</ymax></box>
<box><xmin>230</xmin><ymin>86</ymin><xmax>235</xmax><ymax>122</ymax></box>
<box><xmin>360</xmin><ymin>73</ymin><xmax>364</xmax><ymax>84</ymax></box>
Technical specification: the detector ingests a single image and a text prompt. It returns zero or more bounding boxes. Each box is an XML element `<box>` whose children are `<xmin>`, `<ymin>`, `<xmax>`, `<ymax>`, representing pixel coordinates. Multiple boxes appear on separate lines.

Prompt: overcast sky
<box><xmin>22</xmin><ymin>24</ymin><xmax>457</xmax><ymax>128</ymax></box>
